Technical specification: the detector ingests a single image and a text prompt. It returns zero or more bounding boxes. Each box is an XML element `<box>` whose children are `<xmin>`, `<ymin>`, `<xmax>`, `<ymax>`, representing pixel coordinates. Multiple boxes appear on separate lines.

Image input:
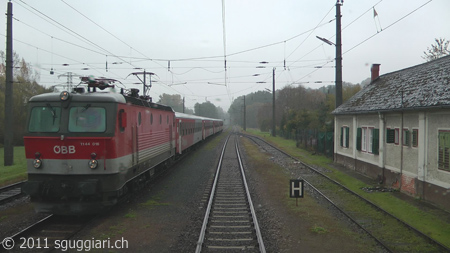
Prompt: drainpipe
<box><xmin>400</xmin><ymin>89</ymin><xmax>404</xmax><ymax>191</ymax></box>
<box><xmin>422</xmin><ymin>112</ymin><xmax>427</xmax><ymax>198</ymax></box>
<box><xmin>379</xmin><ymin>111</ymin><xmax>386</xmax><ymax>185</ymax></box>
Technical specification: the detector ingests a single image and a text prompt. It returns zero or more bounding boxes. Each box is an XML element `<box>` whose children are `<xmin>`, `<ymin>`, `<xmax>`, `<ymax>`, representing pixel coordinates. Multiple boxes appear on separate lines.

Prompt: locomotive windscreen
<box><xmin>28</xmin><ymin>105</ymin><xmax>61</xmax><ymax>132</ymax></box>
<box><xmin>68</xmin><ymin>106</ymin><xmax>106</xmax><ymax>132</ymax></box>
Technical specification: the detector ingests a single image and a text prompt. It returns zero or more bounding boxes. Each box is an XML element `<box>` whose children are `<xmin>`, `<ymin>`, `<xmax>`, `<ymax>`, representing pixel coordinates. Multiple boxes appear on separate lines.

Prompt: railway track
<box><xmin>0</xmin><ymin>214</ymin><xmax>94</xmax><ymax>252</ymax></box>
<box><xmin>242</xmin><ymin>133</ymin><xmax>449</xmax><ymax>253</ymax></box>
<box><xmin>0</xmin><ymin>181</ymin><xmax>25</xmax><ymax>205</ymax></box>
<box><xmin>196</xmin><ymin>134</ymin><xmax>265</xmax><ymax>252</ymax></box>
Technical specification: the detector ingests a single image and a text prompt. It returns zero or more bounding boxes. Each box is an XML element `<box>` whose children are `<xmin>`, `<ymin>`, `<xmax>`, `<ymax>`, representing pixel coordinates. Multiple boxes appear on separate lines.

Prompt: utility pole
<box><xmin>272</xmin><ymin>67</ymin><xmax>276</xmax><ymax>137</ymax></box>
<box><xmin>335</xmin><ymin>0</ymin><xmax>343</xmax><ymax>108</ymax></box>
<box><xmin>243</xmin><ymin>95</ymin><xmax>246</xmax><ymax>131</ymax></box>
<box><xmin>183</xmin><ymin>97</ymin><xmax>185</xmax><ymax>113</ymax></box>
<box><xmin>4</xmin><ymin>1</ymin><xmax>13</xmax><ymax>166</ymax></box>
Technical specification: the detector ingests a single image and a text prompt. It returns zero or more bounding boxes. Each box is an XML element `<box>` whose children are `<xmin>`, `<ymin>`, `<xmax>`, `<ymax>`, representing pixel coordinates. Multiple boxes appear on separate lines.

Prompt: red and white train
<box><xmin>21</xmin><ymin>78</ymin><xmax>223</xmax><ymax>215</ymax></box>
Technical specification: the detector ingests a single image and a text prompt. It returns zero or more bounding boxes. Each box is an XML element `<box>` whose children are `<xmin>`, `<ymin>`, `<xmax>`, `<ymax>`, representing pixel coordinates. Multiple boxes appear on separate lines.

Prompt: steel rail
<box><xmin>235</xmin><ymin>141</ymin><xmax>266</xmax><ymax>253</ymax></box>
<box><xmin>1</xmin><ymin>214</ymin><xmax>96</xmax><ymax>252</ymax></box>
<box><xmin>0</xmin><ymin>181</ymin><xmax>26</xmax><ymax>192</ymax></box>
<box><xmin>242</xmin><ymin>134</ymin><xmax>391</xmax><ymax>252</ymax></box>
<box><xmin>195</xmin><ymin>134</ymin><xmax>230</xmax><ymax>253</ymax></box>
<box><xmin>0</xmin><ymin>214</ymin><xmax>53</xmax><ymax>249</ymax></box>
<box><xmin>0</xmin><ymin>181</ymin><xmax>25</xmax><ymax>205</ymax></box>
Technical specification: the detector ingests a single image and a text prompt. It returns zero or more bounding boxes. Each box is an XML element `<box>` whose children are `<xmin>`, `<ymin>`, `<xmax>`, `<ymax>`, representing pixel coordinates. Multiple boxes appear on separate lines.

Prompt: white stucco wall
<box><xmin>425</xmin><ymin>111</ymin><xmax>450</xmax><ymax>188</ymax></box>
<box><xmin>335</xmin><ymin>110</ymin><xmax>450</xmax><ymax>190</ymax></box>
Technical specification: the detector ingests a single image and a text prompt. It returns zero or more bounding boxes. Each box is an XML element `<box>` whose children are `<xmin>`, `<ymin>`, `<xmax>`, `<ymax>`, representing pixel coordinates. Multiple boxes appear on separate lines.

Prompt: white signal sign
<box><xmin>290</xmin><ymin>179</ymin><xmax>304</xmax><ymax>198</ymax></box>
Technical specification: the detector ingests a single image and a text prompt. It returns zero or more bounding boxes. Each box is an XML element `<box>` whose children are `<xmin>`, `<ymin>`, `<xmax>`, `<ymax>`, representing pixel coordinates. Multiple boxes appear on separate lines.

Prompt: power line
<box><xmin>344</xmin><ymin>0</ymin><xmax>433</xmax><ymax>55</ymax></box>
<box><xmin>13</xmin><ymin>17</ymin><xmax>106</xmax><ymax>56</ymax></box>
<box><xmin>16</xmin><ymin>0</ymin><xmax>138</xmax><ymax>70</ymax></box>
<box><xmin>286</xmin><ymin>4</ymin><xmax>335</xmax><ymax>60</ymax></box>
<box><xmin>59</xmin><ymin>0</ymin><xmax>167</xmax><ymax>70</ymax></box>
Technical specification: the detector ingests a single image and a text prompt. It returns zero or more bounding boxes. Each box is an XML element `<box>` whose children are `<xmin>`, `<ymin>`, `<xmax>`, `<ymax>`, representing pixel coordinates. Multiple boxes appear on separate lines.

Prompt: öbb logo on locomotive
<box><xmin>53</xmin><ymin>145</ymin><xmax>76</xmax><ymax>154</ymax></box>
<box><xmin>21</xmin><ymin>76</ymin><xmax>224</xmax><ymax>215</ymax></box>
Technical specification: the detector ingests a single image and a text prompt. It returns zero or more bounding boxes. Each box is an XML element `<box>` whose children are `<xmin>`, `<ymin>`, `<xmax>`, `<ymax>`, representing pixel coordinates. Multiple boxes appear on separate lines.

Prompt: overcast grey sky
<box><xmin>1</xmin><ymin>0</ymin><xmax>449</xmax><ymax>111</ymax></box>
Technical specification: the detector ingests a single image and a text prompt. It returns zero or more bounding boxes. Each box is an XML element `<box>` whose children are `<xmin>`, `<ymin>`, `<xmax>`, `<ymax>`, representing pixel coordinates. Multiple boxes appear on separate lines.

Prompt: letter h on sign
<box><xmin>290</xmin><ymin>179</ymin><xmax>304</xmax><ymax>198</ymax></box>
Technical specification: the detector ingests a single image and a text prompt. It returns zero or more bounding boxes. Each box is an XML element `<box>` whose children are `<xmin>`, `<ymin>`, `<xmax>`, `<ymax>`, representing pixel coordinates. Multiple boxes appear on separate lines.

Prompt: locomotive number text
<box><xmin>53</xmin><ymin>145</ymin><xmax>76</xmax><ymax>154</ymax></box>
<box><xmin>80</xmin><ymin>142</ymin><xmax>100</xmax><ymax>146</ymax></box>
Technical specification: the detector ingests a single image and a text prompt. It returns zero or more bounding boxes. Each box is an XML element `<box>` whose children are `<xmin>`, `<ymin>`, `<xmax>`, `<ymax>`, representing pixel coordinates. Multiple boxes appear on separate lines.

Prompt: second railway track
<box><xmin>196</xmin><ymin>134</ymin><xmax>265</xmax><ymax>252</ymax></box>
<box><xmin>0</xmin><ymin>214</ymin><xmax>94</xmax><ymax>252</ymax></box>
<box><xmin>242</xmin><ymin>133</ymin><xmax>449</xmax><ymax>253</ymax></box>
<box><xmin>0</xmin><ymin>181</ymin><xmax>25</xmax><ymax>205</ymax></box>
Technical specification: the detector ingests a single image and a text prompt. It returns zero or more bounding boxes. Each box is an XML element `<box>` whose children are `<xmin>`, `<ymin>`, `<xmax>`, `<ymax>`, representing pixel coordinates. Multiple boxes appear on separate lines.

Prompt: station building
<box><xmin>333</xmin><ymin>55</ymin><xmax>450</xmax><ymax>210</ymax></box>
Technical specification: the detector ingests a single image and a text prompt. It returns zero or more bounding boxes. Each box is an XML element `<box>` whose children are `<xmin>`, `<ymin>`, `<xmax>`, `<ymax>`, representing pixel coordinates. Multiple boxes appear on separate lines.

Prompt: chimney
<box><xmin>371</xmin><ymin>64</ymin><xmax>381</xmax><ymax>81</ymax></box>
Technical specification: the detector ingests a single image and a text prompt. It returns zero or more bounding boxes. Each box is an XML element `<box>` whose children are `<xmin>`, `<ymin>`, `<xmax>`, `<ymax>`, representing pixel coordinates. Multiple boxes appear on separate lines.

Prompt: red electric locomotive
<box><xmin>22</xmin><ymin>77</ymin><xmax>222</xmax><ymax>215</ymax></box>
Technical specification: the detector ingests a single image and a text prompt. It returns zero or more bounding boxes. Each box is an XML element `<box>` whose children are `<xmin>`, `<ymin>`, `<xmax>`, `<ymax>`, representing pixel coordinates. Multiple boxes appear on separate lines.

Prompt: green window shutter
<box><xmin>345</xmin><ymin>127</ymin><xmax>350</xmax><ymax>148</ymax></box>
<box><xmin>386</xmin><ymin>129</ymin><xmax>395</xmax><ymax>143</ymax></box>
<box><xmin>372</xmin><ymin>129</ymin><xmax>379</xmax><ymax>155</ymax></box>
<box><xmin>340</xmin><ymin>127</ymin><xmax>344</xmax><ymax>147</ymax></box>
<box><xmin>356</xmin><ymin>128</ymin><xmax>362</xmax><ymax>151</ymax></box>
<box><xmin>405</xmin><ymin>130</ymin><xmax>410</xmax><ymax>146</ymax></box>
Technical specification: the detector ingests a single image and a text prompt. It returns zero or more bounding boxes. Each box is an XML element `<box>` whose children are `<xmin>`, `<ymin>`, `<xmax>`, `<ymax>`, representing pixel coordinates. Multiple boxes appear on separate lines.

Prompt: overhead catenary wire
<box><xmin>16</xmin><ymin>0</ymin><xmax>138</xmax><ymax>70</ymax></box>
<box><xmin>343</xmin><ymin>0</ymin><xmax>433</xmax><ymax>55</ymax></box>
<box><xmin>59</xmin><ymin>0</ymin><xmax>167</xmax><ymax>70</ymax></box>
<box><xmin>13</xmin><ymin>17</ymin><xmax>106</xmax><ymax>56</ymax></box>
<box><xmin>7</xmin><ymin>0</ymin><xmax>438</xmax><ymax>109</ymax></box>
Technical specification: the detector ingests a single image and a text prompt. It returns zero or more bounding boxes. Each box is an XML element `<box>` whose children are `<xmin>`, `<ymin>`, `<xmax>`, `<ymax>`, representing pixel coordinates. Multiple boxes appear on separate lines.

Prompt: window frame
<box><xmin>438</xmin><ymin>130</ymin><xmax>450</xmax><ymax>172</ymax></box>
<box><xmin>394</xmin><ymin>128</ymin><xmax>400</xmax><ymax>145</ymax></box>
<box><xmin>402</xmin><ymin>128</ymin><xmax>410</xmax><ymax>147</ymax></box>
<box><xmin>340</xmin><ymin>126</ymin><xmax>350</xmax><ymax>148</ymax></box>
<box><xmin>357</xmin><ymin>126</ymin><xmax>379</xmax><ymax>155</ymax></box>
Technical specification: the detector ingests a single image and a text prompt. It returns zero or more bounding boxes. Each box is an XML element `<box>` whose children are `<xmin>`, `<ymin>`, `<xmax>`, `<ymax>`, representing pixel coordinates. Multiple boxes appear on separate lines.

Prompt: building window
<box><xmin>403</xmin><ymin>129</ymin><xmax>410</xmax><ymax>146</ymax></box>
<box><xmin>386</xmin><ymin>128</ymin><xmax>395</xmax><ymax>143</ymax></box>
<box><xmin>386</xmin><ymin>128</ymin><xmax>400</xmax><ymax>145</ymax></box>
<box><xmin>412</xmin><ymin>129</ymin><xmax>418</xmax><ymax>147</ymax></box>
<box><xmin>340</xmin><ymin>126</ymin><xmax>349</xmax><ymax>148</ymax></box>
<box><xmin>438</xmin><ymin>130</ymin><xmax>450</xmax><ymax>172</ymax></box>
<box><xmin>357</xmin><ymin>127</ymin><xmax>379</xmax><ymax>155</ymax></box>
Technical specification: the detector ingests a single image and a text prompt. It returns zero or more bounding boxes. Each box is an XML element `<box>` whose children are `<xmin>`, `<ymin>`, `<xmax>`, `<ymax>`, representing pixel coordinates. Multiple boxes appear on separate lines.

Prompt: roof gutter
<box><xmin>332</xmin><ymin>104</ymin><xmax>450</xmax><ymax>115</ymax></box>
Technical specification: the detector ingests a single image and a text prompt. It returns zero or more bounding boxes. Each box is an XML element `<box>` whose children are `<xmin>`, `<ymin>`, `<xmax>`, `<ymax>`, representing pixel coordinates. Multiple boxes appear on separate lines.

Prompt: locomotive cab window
<box><xmin>28</xmin><ymin>106</ymin><xmax>61</xmax><ymax>132</ymax></box>
<box><xmin>68</xmin><ymin>106</ymin><xmax>106</xmax><ymax>132</ymax></box>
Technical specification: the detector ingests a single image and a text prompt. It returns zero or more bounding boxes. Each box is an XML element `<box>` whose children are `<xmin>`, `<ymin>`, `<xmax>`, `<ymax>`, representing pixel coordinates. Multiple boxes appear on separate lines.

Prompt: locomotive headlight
<box><xmin>88</xmin><ymin>153</ymin><xmax>98</xmax><ymax>169</ymax></box>
<box><xmin>88</xmin><ymin>159</ymin><xmax>98</xmax><ymax>169</ymax></box>
<box><xmin>60</xmin><ymin>91</ymin><xmax>70</xmax><ymax>101</ymax></box>
<box><xmin>33</xmin><ymin>152</ymin><xmax>42</xmax><ymax>169</ymax></box>
<box><xmin>33</xmin><ymin>158</ymin><xmax>42</xmax><ymax>169</ymax></box>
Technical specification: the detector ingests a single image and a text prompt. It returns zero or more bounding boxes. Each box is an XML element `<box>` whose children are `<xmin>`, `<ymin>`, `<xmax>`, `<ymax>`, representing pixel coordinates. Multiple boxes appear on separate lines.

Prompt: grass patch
<box><xmin>311</xmin><ymin>225</ymin><xmax>328</xmax><ymax>234</ymax></box>
<box><xmin>204</xmin><ymin>129</ymin><xmax>230</xmax><ymax>150</ymax></box>
<box><xmin>141</xmin><ymin>199</ymin><xmax>170</xmax><ymax>207</ymax></box>
<box><xmin>0</xmin><ymin>147</ymin><xmax>28</xmax><ymax>187</ymax></box>
<box><xmin>245</xmin><ymin>129</ymin><xmax>450</xmax><ymax>248</ymax></box>
<box><xmin>141</xmin><ymin>192</ymin><xmax>170</xmax><ymax>208</ymax></box>
<box><xmin>124</xmin><ymin>211</ymin><xmax>136</xmax><ymax>218</ymax></box>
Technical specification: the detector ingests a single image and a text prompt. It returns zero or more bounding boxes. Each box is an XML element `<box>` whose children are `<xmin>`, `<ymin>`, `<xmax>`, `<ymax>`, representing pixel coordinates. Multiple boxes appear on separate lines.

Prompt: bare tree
<box><xmin>422</xmin><ymin>38</ymin><xmax>450</xmax><ymax>62</ymax></box>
